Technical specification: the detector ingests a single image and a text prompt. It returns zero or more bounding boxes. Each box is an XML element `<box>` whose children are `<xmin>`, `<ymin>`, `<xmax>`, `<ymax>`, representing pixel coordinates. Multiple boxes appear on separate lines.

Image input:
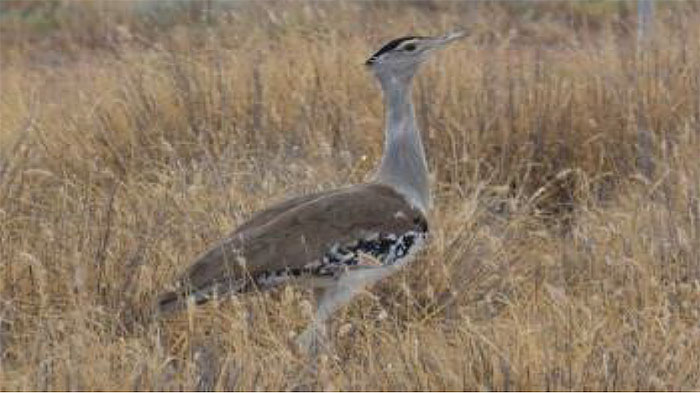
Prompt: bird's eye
<box><xmin>403</xmin><ymin>43</ymin><xmax>416</xmax><ymax>52</ymax></box>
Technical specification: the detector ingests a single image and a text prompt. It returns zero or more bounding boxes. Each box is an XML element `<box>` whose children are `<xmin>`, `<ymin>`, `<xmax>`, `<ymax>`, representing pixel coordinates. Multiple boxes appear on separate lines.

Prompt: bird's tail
<box><xmin>156</xmin><ymin>279</ymin><xmax>247</xmax><ymax>315</ymax></box>
<box><xmin>157</xmin><ymin>290</ymin><xmax>189</xmax><ymax>314</ymax></box>
<box><xmin>156</xmin><ymin>288</ymin><xmax>217</xmax><ymax>314</ymax></box>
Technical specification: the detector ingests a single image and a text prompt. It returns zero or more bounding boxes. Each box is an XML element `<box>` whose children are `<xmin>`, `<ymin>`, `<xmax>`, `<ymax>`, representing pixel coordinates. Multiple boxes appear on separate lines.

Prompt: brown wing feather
<box><xmin>231</xmin><ymin>188</ymin><xmax>334</xmax><ymax>234</ymax></box>
<box><xmin>158</xmin><ymin>183</ymin><xmax>426</xmax><ymax>312</ymax></box>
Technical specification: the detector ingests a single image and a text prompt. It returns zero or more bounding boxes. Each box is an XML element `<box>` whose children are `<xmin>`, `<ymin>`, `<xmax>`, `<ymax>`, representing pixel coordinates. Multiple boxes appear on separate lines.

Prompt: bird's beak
<box><xmin>428</xmin><ymin>30</ymin><xmax>468</xmax><ymax>50</ymax></box>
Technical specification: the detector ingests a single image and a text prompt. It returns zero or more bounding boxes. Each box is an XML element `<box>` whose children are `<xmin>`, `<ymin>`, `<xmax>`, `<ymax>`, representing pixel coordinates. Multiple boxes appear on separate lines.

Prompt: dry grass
<box><xmin>1</xmin><ymin>1</ymin><xmax>699</xmax><ymax>390</ymax></box>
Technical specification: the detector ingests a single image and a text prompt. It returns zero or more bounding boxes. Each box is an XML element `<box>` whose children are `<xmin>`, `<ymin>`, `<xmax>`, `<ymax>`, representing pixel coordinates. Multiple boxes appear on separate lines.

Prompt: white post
<box><xmin>637</xmin><ymin>0</ymin><xmax>654</xmax><ymax>45</ymax></box>
<box><xmin>636</xmin><ymin>0</ymin><xmax>655</xmax><ymax>180</ymax></box>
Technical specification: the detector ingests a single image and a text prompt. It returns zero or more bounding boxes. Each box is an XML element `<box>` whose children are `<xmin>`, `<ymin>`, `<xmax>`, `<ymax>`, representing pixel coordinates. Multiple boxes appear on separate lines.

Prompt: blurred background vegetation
<box><xmin>1</xmin><ymin>1</ymin><xmax>699</xmax><ymax>390</ymax></box>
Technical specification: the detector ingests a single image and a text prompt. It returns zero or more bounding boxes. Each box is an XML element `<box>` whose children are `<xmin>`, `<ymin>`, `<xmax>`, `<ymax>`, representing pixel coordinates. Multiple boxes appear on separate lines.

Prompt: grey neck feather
<box><xmin>373</xmin><ymin>72</ymin><xmax>430</xmax><ymax>213</ymax></box>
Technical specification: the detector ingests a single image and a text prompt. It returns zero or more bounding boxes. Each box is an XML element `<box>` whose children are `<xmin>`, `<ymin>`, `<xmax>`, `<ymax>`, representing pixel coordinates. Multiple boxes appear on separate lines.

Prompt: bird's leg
<box><xmin>297</xmin><ymin>266</ymin><xmax>394</xmax><ymax>357</ymax></box>
<box><xmin>296</xmin><ymin>288</ymin><xmax>331</xmax><ymax>357</ymax></box>
<box><xmin>296</xmin><ymin>280</ymin><xmax>362</xmax><ymax>356</ymax></box>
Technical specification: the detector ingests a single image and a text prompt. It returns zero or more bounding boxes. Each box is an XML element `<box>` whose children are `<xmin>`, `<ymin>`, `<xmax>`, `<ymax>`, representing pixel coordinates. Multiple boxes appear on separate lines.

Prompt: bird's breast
<box><xmin>250</xmin><ymin>228</ymin><xmax>429</xmax><ymax>291</ymax></box>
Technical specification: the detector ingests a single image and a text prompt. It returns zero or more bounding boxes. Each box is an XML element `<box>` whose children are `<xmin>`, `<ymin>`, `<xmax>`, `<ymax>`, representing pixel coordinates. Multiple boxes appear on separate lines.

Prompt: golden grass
<box><xmin>1</xmin><ymin>1</ymin><xmax>699</xmax><ymax>390</ymax></box>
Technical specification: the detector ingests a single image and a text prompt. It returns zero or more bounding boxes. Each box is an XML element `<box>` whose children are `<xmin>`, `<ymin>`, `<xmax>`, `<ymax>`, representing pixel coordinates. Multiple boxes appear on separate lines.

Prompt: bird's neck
<box><xmin>374</xmin><ymin>75</ymin><xmax>430</xmax><ymax>212</ymax></box>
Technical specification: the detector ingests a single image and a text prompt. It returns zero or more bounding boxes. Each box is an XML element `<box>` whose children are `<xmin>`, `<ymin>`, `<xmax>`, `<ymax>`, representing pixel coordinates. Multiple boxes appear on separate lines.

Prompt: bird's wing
<box><xmin>158</xmin><ymin>183</ymin><xmax>427</xmax><ymax>312</ymax></box>
<box><xmin>231</xmin><ymin>188</ymin><xmax>336</xmax><ymax>234</ymax></box>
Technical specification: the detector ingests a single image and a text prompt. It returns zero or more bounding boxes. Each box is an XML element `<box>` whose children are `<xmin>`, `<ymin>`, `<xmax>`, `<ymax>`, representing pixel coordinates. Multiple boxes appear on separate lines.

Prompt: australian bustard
<box><xmin>158</xmin><ymin>31</ymin><xmax>466</xmax><ymax>351</ymax></box>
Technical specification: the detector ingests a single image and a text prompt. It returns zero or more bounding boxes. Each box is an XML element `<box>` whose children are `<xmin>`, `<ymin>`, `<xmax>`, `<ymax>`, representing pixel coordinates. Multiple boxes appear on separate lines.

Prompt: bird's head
<box><xmin>365</xmin><ymin>31</ymin><xmax>467</xmax><ymax>83</ymax></box>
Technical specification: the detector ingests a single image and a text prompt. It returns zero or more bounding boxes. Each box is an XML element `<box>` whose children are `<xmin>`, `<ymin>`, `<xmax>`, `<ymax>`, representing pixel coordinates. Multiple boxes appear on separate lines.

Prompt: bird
<box><xmin>157</xmin><ymin>31</ymin><xmax>467</xmax><ymax>352</ymax></box>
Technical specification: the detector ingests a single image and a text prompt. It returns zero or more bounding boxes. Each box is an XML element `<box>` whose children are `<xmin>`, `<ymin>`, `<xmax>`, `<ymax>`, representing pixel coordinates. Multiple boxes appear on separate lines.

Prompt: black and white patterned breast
<box><xmin>318</xmin><ymin>230</ymin><xmax>427</xmax><ymax>274</ymax></box>
<box><xmin>252</xmin><ymin>220</ymin><xmax>429</xmax><ymax>290</ymax></box>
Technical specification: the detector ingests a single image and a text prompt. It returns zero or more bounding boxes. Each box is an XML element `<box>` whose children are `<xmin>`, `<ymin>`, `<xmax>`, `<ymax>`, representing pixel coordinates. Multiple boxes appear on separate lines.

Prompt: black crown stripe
<box><xmin>365</xmin><ymin>35</ymin><xmax>423</xmax><ymax>65</ymax></box>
